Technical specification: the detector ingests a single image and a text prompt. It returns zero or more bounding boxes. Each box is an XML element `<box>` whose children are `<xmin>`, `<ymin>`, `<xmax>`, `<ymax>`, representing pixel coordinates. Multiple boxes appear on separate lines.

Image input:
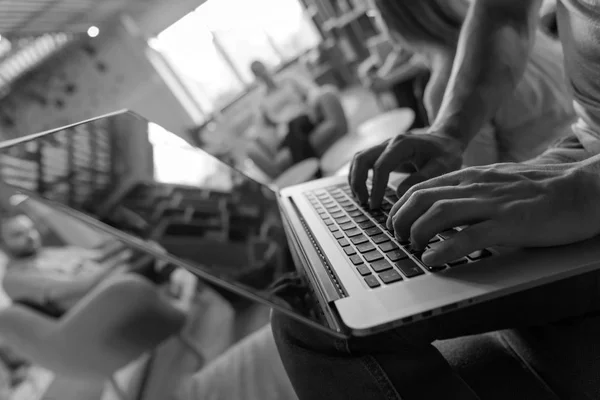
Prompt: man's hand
<box><xmin>387</xmin><ymin>163</ymin><xmax>600</xmax><ymax>266</ymax></box>
<box><xmin>349</xmin><ymin>130</ymin><xmax>463</xmax><ymax>208</ymax></box>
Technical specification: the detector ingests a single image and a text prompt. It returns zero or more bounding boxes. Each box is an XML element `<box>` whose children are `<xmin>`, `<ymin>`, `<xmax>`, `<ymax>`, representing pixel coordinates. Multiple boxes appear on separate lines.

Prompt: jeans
<box><xmin>272</xmin><ymin>270</ymin><xmax>600</xmax><ymax>400</ymax></box>
<box><xmin>280</xmin><ymin>114</ymin><xmax>317</xmax><ymax>164</ymax></box>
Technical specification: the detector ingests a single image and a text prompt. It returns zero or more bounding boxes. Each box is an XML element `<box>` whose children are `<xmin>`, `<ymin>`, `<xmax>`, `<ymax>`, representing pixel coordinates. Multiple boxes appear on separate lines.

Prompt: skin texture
<box><xmin>351</xmin><ymin>0</ymin><xmax>542</xmax><ymax>208</ymax></box>
<box><xmin>386</xmin><ymin>160</ymin><xmax>600</xmax><ymax>266</ymax></box>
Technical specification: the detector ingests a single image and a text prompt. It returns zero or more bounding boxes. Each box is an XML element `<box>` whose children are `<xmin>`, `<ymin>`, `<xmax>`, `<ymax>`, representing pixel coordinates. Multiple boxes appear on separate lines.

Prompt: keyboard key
<box><xmin>386</xmin><ymin>249</ymin><xmax>408</xmax><ymax>262</ymax></box>
<box><xmin>364</xmin><ymin>250</ymin><xmax>384</xmax><ymax>262</ymax></box>
<box><xmin>323</xmin><ymin>219</ymin><xmax>334</xmax><ymax>226</ymax></box>
<box><xmin>398</xmin><ymin>237</ymin><xmax>411</xmax><ymax>246</ymax></box>
<box><xmin>350</xmin><ymin>234</ymin><xmax>369</xmax><ymax>245</ymax></box>
<box><xmin>364</xmin><ymin>275</ymin><xmax>381</xmax><ymax>288</ymax></box>
<box><xmin>340</xmin><ymin>222</ymin><xmax>356</xmax><ymax>231</ymax></box>
<box><xmin>329</xmin><ymin>207</ymin><xmax>342</xmax><ymax>214</ymax></box>
<box><xmin>386</xmin><ymin>194</ymin><xmax>400</xmax><ymax>203</ymax></box>
<box><xmin>379</xmin><ymin>242</ymin><xmax>399</xmax><ymax>252</ymax></box>
<box><xmin>429</xmin><ymin>236</ymin><xmax>441</xmax><ymax>244</ymax></box>
<box><xmin>333</xmin><ymin>231</ymin><xmax>344</xmax><ymax>239</ymax></box>
<box><xmin>381</xmin><ymin>203</ymin><xmax>393</xmax><ymax>211</ymax></box>
<box><xmin>325</xmin><ymin>204</ymin><xmax>338</xmax><ymax>210</ymax></box>
<box><xmin>371</xmin><ymin>259</ymin><xmax>392</xmax><ymax>273</ymax></box>
<box><xmin>448</xmin><ymin>258</ymin><xmax>469</xmax><ymax>267</ymax></box>
<box><xmin>395</xmin><ymin>259</ymin><xmax>425</xmax><ymax>278</ymax></box>
<box><xmin>338</xmin><ymin>238</ymin><xmax>350</xmax><ymax>247</ymax></box>
<box><xmin>370</xmin><ymin>209</ymin><xmax>384</xmax><ymax>217</ymax></box>
<box><xmin>379</xmin><ymin>269</ymin><xmax>403</xmax><ymax>284</ymax></box>
<box><xmin>356</xmin><ymin>264</ymin><xmax>371</xmax><ymax>276</ymax></box>
<box><xmin>358</xmin><ymin>220</ymin><xmax>375</xmax><ymax>229</ymax></box>
<box><xmin>384</xmin><ymin>188</ymin><xmax>395</xmax><ymax>196</ymax></box>
<box><xmin>318</xmin><ymin>212</ymin><xmax>328</xmax><ymax>219</ymax></box>
<box><xmin>439</xmin><ymin>229</ymin><xmax>458</xmax><ymax>240</ymax></box>
<box><xmin>468</xmin><ymin>249</ymin><xmax>492</xmax><ymax>261</ymax></box>
<box><xmin>348</xmin><ymin>210</ymin><xmax>363</xmax><ymax>217</ymax></box>
<box><xmin>344</xmin><ymin>247</ymin><xmax>357</xmax><ymax>256</ymax></box>
<box><xmin>335</xmin><ymin>217</ymin><xmax>351</xmax><ymax>225</ymax></box>
<box><xmin>353</xmin><ymin>215</ymin><xmax>369</xmax><ymax>223</ymax></box>
<box><xmin>374</xmin><ymin>215</ymin><xmax>387</xmax><ymax>224</ymax></box>
<box><xmin>356</xmin><ymin>242</ymin><xmax>375</xmax><ymax>253</ymax></box>
<box><xmin>350</xmin><ymin>255</ymin><xmax>364</xmax><ymax>266</ymax></box>
<box><xmin>365</xmin><ymin>227</ymin><xmax>382</xmax><ymax>237</ymax></box>
<box><xmin>328</xmin><ymin>226</ymin><xmax>339</xmax><ymax>232</ymax></box>
<box><xmin>424</xmin><ymin>264</ymin><xmax>447</xmax><ymax>272</ymax></box>
<box><xmin>345</xmin><ymin>228</ymin><xmax>362</xmax><ymax>237</ymax></box>
<box><xmin>331</xmin><ymin>211</ymin><xmax>345</xmax><ymax>219</ymax></box>
<box><xmin>343</xmin><ymin>205</ymin><xmax>358</xmax><ymax>212</ymax></box>
<box><xmin>372</xmin><ymin>234</ymin><xmax>390</xmax><ymax>244</ymax></box>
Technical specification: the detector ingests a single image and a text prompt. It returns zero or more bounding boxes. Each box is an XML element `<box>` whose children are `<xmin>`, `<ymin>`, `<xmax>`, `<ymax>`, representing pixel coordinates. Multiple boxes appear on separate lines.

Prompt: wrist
<box><xmin>425</xmin><ymin>128</ymin><xmax>466</xmax><ymax>154</ymax></box>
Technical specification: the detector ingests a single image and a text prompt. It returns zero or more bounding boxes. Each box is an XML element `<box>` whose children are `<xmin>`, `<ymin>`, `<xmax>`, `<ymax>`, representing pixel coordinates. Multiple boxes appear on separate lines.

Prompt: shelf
<box><xmin>323</xmin><ymin>6</ymin><xmax>369</xmax><ymax>31</ymax></box>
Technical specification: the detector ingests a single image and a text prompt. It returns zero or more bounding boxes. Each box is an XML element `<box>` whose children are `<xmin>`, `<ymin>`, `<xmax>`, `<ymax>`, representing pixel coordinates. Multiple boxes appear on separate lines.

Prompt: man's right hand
<box><xmin>349</xmin><ymin>130</ymin><xmax>464</xmax><ymax>208</ymax></box>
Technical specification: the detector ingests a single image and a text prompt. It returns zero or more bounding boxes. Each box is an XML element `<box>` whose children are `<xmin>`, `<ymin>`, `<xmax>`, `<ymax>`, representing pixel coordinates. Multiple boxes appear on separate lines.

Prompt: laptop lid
<box><xmin>0</xmin><ymin>110</ymin><xmax>347</xmax><ymax>337</ymax></box>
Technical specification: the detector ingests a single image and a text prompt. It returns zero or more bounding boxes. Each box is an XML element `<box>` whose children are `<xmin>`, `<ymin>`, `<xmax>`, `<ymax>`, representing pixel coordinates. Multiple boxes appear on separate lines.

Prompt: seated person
<box><xmin>363</xmin><ymin>0</ymin><xmax>574</xmax><ymax>168</ymax></box>
<box><xmin>247</xmin><ymin>61</ymin><xmax>347</xmax><ymax>177</ymax></box>
<box><xmin>246</xmin><ymin>86</ymin><xmax>348</xmax><ymax>179</ymax></box>
<box><xmin>249</xmin><ymin>60</ymin><xmax>318</xmax><ymax>164</ymax></box>
<box><xmin>273</xmin><ymin>0</ymin><xmax>600</xmax><ymax>399</ymax></box>
<box><xmin>1</xmin><ymin>214</ymin><xmax>132</xmax><ymax>315</ymax></box>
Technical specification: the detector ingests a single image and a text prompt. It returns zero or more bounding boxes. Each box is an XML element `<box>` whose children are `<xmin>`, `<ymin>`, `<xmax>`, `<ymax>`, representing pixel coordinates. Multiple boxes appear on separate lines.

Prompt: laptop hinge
<box><xmin>279</xmin><ymin>196</ymin><xmax>346</xmax><ymax>303</ymax></box>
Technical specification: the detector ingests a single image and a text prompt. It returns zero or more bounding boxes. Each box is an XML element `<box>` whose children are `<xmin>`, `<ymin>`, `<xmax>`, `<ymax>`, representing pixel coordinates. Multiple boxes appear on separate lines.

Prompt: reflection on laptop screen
<box><xmin>0</xmin><ymin>111</ymin><xmax>329</xmax><ymax>332</ymax></box>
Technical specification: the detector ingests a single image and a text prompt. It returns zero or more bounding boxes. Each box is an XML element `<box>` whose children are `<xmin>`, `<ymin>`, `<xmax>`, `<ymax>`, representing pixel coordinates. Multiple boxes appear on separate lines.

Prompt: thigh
<box><xmin>393</xmin><ymin>270</ymin><xmax>600</xmax><ymax>345</ymax></box>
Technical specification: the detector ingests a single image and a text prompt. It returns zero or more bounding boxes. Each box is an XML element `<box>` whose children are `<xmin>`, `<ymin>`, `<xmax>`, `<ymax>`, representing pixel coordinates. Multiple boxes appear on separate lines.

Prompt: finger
<box><xmin>395</xmin><ymin>158</ymin><xmax>456</xmax><ymax>198</ymax></box>
<box><xmin>388</xmin><ymin>169</ymin><xmax>462</xmax><ymax>229</ymax></box>
<box><xmin>349</xmin><ymin>145</ymin><xmax>385</xmax><ymax>204</ymax></box>
<box><xmin>386</xmin><ymin>174</ymin><xmax>459</xmax><ymax>230</ymax></box>
<box><xmin>409</xmin><ymin>199</ymin><xmax>496</xmax><ymax>249</ymax></box>
<box><xmin>369</xmin><ymin>138</ymin><xmax>418</xmax><ymax>209</ymax></box>
<box><xmin>390</xmin><ymin>186</ymin><xmax>478</xmax><ymax>240</ymax></box>
<box><xmin>422</xmin><ymin>220</ymin><xmax>503</xmax><ymax>265</ymax></box>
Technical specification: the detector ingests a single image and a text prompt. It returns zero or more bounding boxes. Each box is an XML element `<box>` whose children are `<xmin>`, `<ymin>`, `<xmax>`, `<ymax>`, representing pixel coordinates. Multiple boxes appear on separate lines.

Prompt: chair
<box><xmin>0</xmin><ymin>274</ymin><xmax>204</xmax><ymax>399</ymax></box>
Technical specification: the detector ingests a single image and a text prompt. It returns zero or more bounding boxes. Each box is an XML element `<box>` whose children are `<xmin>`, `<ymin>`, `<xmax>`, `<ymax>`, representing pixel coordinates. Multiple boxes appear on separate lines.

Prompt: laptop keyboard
<box><xmin>305</xmin><ymin>184</ymin><xmax>493</xmax><ymax>289</ymax></box>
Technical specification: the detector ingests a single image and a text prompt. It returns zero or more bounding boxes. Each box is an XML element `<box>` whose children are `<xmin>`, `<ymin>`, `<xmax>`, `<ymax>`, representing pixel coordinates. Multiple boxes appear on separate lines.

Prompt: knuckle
<box><xmin>430</xmin><ymin>199</ymin><xmax>453</xmax><ymax>216</ymax></box>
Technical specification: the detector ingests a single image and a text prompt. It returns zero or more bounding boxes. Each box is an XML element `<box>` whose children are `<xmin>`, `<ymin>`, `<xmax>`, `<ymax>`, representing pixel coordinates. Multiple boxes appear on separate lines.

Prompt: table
<box><xmin>273</xmin><ymin>158</ymin><xmax>320</xmax><ymax>189</ymax></box>
<box><xmin>357</xmin><ymin>108</ymin><xmax>415</xmax><ymax>137</ymax></box>
<box><xmin>322</xmin><ymin>108</ymin><xmax>415</xmax><ymax>176</ymax></box>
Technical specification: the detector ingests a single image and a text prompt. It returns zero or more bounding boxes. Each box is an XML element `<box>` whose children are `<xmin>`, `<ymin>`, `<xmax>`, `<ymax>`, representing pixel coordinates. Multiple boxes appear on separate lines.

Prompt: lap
<box><xmin>274</xmin><ymin>269</ymin><xmax>600</xmax><ymax>352</ymax></box>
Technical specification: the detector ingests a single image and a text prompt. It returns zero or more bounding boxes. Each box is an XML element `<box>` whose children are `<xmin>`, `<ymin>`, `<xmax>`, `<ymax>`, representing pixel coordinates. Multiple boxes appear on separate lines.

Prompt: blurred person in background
<box><xmin>249</xmin><ymin>60</ymin><xmax>319</xmax><ymax>165</ymax></box>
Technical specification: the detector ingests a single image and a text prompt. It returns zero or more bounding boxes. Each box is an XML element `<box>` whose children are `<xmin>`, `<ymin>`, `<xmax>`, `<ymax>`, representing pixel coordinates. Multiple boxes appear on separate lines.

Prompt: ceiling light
<box><xmin>87</xmin><ymin>26</ymin><xmax>100</xmax><ymax>38</ymax></box>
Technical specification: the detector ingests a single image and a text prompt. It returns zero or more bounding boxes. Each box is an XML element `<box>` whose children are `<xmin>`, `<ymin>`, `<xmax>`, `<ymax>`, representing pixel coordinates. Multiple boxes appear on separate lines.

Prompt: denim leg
<box><xmin>272</xmin><ymin>270</ymin><xmax>600</xmax><ymax>400</ymax></box>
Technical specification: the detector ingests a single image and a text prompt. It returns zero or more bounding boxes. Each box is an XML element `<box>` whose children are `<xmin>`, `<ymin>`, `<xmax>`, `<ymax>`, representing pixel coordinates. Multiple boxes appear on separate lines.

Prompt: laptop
<box><xmin>5</xmin><ymin>109</ymin><xmax>600</xmax><ymax>339</ymax></box>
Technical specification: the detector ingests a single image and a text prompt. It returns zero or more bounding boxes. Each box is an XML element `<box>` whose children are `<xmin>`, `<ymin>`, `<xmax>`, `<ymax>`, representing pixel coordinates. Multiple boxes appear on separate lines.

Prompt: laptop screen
<box><xmin>0</xmin><ymin>111</ymin><xmax>341</xmax><ymax>336</ymax></box>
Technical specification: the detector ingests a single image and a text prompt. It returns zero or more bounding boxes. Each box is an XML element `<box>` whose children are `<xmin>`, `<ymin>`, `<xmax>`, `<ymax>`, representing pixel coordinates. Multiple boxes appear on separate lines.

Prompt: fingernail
<box><xmin>422</xmin><ymin>250</ymin><xmax>437</xmax><ymax>266</ymax></box>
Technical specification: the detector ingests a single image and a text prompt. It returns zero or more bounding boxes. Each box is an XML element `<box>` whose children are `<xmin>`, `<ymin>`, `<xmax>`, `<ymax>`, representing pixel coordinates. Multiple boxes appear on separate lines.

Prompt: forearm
<box><xmin>378</xmin><ymin>61</ymin><xmax>428</xmax><ymax>87</ymax></box>
<box><xmin>430</xmin><ymin>0</ymin><xmax>540</xmax><ymax>149</ymax></box>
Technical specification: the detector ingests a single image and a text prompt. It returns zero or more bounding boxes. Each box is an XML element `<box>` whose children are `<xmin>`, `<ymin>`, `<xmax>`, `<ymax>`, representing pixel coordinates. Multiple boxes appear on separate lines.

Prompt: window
<box><xmin>152</xmin><ymin>12</ymin><xmax>245</xmax><ymax>114</ymax></box>
<box><xmin>148</xmin><ymin>123</ymin><xmax>233</xmax><ymax>190</ymax></box>
<box><xmin>153</xmin><ymin>0</ymin><xmax>320</xmax><ymax>114</ymax></box>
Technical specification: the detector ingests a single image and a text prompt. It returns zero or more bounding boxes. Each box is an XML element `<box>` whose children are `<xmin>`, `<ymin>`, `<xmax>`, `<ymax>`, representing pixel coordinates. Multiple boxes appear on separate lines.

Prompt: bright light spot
<box><xmin>0</xmin><ymin>35</ymin><xmax>3</xmax><ymax>42</ymax></box>
<box><xmin>87</xmin><ymin>26</ymin><xmax>100</xmax><ymax>38</ymax></box>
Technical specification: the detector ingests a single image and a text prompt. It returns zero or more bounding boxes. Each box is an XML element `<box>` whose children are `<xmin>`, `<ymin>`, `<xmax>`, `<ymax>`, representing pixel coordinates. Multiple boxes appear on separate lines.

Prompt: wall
<box><xmin>0</xmin><ymin>18</ymin><xmax>198</xmax><ymax>141</ymax></box>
